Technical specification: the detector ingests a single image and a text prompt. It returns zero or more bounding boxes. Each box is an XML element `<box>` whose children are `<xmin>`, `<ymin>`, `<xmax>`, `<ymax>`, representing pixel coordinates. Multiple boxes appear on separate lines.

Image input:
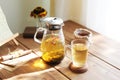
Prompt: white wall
<box><xmin>0</xmin><ymin>0</ymin><xmax>50</xmax><ymax>33</ymax></box>
<box><xmin>54</xmin><ymin>0</ymin><xmax>120</xmax><ymax>42</ymax></box>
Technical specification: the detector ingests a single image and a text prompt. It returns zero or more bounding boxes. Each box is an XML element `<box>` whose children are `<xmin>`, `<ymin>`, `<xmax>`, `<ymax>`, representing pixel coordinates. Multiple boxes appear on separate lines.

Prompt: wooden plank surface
<box><xmin>89</xmin><ymin>35</ymin><xmax>120</xmax><ymax>69</ymax></box>
<box><xmin>1</xmin><ymin>20</ymin><xmax>120</xmax><ymax>80</ymax></box>
<box><xmin>63</xmin><ymin>20</ymin><xmax>120</xmax><ymax>69</ymax></box>
<box><xmin>5</xmin><ymin>68</ymin><xmax>69</xmax><ymax>80</ymax></box>
<box><xmin>15</xmin><ymin>20</ymin><xmax>120</xmax><ymax>80</ymax></box>
<box><xmin>0</xmin><ymin>40</ymin><xmax>69</xmax><ymax>80</ymax></box>
<box><xmin>55</xmin><ymin>54</ymin><xmax>120</xmax><ymax>80</ymax></box>
<box><xmin>0</xmin><ymin>41</ymin><xmax>27</xmax><ymax>79</ymax></box>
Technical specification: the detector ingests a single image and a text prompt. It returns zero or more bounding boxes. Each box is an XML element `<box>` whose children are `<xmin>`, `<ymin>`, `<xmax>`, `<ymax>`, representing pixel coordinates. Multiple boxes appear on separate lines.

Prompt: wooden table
<box><xmin>0</xmin><ymin>20</ymin><xmax>120</xmax><ymax>80</ymax></box>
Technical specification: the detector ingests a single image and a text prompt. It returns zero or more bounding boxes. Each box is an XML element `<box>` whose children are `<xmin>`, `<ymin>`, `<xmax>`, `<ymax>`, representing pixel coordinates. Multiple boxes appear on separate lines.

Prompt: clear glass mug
<box><xmin>68</xmin><ymin>38</ymin><xmax>90</xmax><ymax>73</ymax></box>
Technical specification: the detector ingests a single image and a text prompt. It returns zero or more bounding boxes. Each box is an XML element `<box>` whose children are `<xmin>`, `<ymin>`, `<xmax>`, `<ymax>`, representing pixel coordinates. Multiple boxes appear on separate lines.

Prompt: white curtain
<box><xmin>52</xmin><ymin>0</ymin><xmax>72</xmax><ymax>21</ymax></box>
<box><xmin>53</xmin><ymin>0</ymin><xmax>120</xmax><ymax>42</ymax></box>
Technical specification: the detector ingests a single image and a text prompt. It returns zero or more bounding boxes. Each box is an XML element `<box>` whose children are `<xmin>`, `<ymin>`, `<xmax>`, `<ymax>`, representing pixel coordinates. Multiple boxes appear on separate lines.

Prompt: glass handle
<box><xmin>34</xmin><ymin>27</ymin><xmax>45</xmax><ymax>44</ymax></box>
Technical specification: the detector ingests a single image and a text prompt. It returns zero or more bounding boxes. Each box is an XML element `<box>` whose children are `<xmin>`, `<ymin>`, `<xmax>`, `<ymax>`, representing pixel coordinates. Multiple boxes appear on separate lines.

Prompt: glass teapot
<box><xmin>34</xmin><ymin>17</ymin><xmax>65</xmax><ymax>65</ymax></box>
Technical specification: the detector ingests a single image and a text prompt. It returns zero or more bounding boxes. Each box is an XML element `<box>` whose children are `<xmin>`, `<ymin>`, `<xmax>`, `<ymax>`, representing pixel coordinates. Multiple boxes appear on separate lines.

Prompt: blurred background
<box><xmin>0</xmin><ymin>0</ymin><xmax>120</xmax><ymax>42</ymax></box>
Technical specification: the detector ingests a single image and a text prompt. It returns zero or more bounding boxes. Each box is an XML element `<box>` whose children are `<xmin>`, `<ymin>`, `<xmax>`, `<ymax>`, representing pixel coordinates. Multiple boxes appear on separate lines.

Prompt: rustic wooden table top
<box><xmin>0</xmin><ymin>20</ymin><xmax>120</xmax><ymax>80</ymax></box>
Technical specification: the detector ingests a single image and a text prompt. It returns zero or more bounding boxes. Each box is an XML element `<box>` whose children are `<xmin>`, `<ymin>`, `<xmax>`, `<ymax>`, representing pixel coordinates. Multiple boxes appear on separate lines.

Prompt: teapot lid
<box><xmin>43</xmin><ymin>17</ymin><xmax>63</xmax><ymax>25</ymax></box>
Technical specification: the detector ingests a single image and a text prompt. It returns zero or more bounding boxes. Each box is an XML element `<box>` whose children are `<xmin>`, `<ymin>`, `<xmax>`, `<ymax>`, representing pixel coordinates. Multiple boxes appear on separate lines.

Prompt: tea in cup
<box><xmin>69</xmin><ymin>38</ymin><xmax>90</xmax><ymax>73</ymax></box>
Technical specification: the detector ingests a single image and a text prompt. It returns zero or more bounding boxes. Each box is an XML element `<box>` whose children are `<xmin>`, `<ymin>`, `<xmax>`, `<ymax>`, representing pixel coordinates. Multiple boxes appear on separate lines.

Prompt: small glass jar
<box><xmin>74</xmin><ymin>28</ymin><xmax>92</xmax><ymax>43</ymax></box>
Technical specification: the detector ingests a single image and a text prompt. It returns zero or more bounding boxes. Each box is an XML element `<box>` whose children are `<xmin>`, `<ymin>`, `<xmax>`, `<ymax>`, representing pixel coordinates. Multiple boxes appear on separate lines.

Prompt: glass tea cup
<box><xmin>69</xmin><ymin>38</ymin><xmax>90</xmax><ymax>73</ymax></box>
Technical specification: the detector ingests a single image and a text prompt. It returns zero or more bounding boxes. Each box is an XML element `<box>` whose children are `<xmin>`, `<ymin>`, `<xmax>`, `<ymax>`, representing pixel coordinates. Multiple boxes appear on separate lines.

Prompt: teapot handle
<box><xmin>34</xmin><ymin>27</ymin><xmax>46</xmax><ymax>44</ymax></box>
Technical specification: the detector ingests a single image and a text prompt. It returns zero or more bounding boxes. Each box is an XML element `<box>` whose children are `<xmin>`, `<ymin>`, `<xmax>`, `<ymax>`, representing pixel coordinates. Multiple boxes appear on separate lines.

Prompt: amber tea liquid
<box><xmin>72</xmin><ymin>43</ymin><xmax>88</xmax><ymax>67</ymax></box>
<box><xmin>41</xmin><ymin>34</ymin><xmax>64</xmax><ymax>65</ymax></box>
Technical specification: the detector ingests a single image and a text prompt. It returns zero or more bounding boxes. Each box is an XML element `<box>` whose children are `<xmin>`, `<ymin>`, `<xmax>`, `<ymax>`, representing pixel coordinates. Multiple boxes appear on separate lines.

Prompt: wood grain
<box><xmin>55</xmin><ymin>54</ymin><xmax>120</xmax><ymax>80</ymax></box>
<box><xmin>15</xmin><ymin>20</ymin><xmax>120</xmax><ymax>80</ymax></box>
<box><xmin>1</xmin><ymin>20</ymin><xmax>120</xmax><ymax>80</ymax></box>
<box><xmin>63</xmin><ymin>20</ymin><xmax>120</xmax><ymax>70</ymax></box>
